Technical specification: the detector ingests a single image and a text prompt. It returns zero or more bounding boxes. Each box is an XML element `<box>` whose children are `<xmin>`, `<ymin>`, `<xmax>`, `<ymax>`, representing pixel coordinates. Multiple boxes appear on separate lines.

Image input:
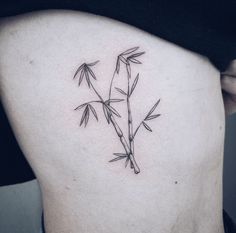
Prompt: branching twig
<box><xmin>133</xmin><ymin>99</ymin><xmax>161</xmax><ymax>138</ymax></box>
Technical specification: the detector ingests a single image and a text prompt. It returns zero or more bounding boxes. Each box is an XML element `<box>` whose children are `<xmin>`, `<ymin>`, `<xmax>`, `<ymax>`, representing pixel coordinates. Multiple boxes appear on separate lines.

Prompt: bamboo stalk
<box><xmin>126</xmin><ymin>64</ymin><xmax>140</xmax><ymax>174</ymax></box>
<box><xmin>110</xmin><ymin>115</ymin><xmax>140</xmax><ymax>174</ymax></box>
<box><xmin>90</xmin><ymin>80</ymin><xmax>141</xmax><ymax>173</ymax></box>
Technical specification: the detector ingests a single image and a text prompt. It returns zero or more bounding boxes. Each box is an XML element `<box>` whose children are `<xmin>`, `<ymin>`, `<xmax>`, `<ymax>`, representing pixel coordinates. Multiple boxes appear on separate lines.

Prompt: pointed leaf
<box><xmin>80</xmin><ymin>105</ymin><xmax>88</xmax><ymax>126</ymax></box>
<box><xmin>87</xmin><ymin>60</ymin><xmax>99</xmax><ymax>66</ymax></box>
<box><xmin>119</xmin><ymin>55</ymin><xmax>129</xmax><ymax>65</ymax></box>
<box><xmin>130</xmin><ymin>52</ymin><xmax>145</xmax><ymax>58</ymax></box>
<box><xmin>84</xmin><ymin>107</ymin><xmax>90</xmax><ymax>127</ymax></box>
<box><xmin>107</xmin><ymin>99</ymin><xmax>124</xmax><ymax>103</ymax></box>
<box><xmin>103</xmin><ymin>105</ymin><xmax>110</xmax><ymax>124</ymax></box>
<box><xmin>146</xmin><ymin>99</ymin><xmax>161</xmax><ymax>118</ymax></box>
<box><xmin>87</xmin><ymin>67</ymin><xmax>97</xmax><ymax>80</ymax></box>
<box><xmin>129</xmin><ymin>58</ymin><xmax>142</xmax><ymax>64</ymax></box>
<box><xmin>113</xmin><ymin>153</ymin><xmax>127</xmax><ymax>157</ymax></box>
<box><xmin>115</xmin><ymin>87</ymin><xmax>127</xmax><ymax>95</ymax></box>
<box><xmin>122</xmin><ymin>47</ymin><xmax>139</xmax><ymax>55</ymax></box>
<box><xmin>78</xmin><ymin>69</ymin><xmax>85</xmax><ymax>86</ymax></box>
<box><xmin>142</xmin><ymin>121</ymin><xmax>152</xmax><ymax>132</ymax></box>
<box><xmin>106</xmin><ymin>105</ymin><xmax>121</xmax><ymax>117</ymax></box>
<box><xmin>73</xmin><ymin>64</ymin><xmax>84</xmax><ymax>79</ymax></box>
<box><xmin>126</xmin><ymin>64</ymin><xmax>131</xmax><ymax>78</ymax></box>
<box><xmin>109</xmin><ymin>156</ymin><xmax>127</xmax><ymax>162</ymax></box>
<box><xmin>74</xmin><ymin>103</ymin><xmax>86</xmax><ymax>110</ymax></box>
<box><xmin>85</xmin><ymin>70</ymin><xmax>91</xmax><ymax>88</ymax></box>
<box><xmin>128</xmin><ymin>57</ymin><xmax>142</xmax><ymax>64</ymax></box>
<box><xmin>145</xmin><ymin>114</ymin><xmax>161</xmax><ymax>121</ymax></box>
<box><xmin>89</xmin><ymin>105</ymin><xmax>98</xmax><ymax>121</ymax></box>
<box><xmin>130</xmin><ymin>73</ymin><xmax>139</xmax><ymax>95</ymax></box>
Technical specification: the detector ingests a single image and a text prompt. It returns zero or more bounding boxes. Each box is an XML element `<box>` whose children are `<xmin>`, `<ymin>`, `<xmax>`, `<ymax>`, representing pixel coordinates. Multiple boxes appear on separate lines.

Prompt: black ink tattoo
<box><xmin>73</xmin><ymin>47</ymin><xmax>161</xmax><ymax>174</ymax></box>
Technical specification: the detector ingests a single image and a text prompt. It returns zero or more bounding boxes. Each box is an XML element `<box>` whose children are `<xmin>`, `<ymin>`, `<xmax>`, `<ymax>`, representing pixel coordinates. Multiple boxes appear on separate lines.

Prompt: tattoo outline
<box><xmin>73</xmin><ymin>47</ymin><xmax>161</xmax><ymax>174</ymax></box>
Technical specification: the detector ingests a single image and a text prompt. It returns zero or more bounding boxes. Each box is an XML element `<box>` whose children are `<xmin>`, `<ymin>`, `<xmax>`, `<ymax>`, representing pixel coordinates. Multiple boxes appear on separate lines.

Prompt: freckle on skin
<box><xmin>29</xmin><ymin>60</ymin><xmax>34</xmax><ymax>65</ymax></box>
<box><xmin>81</xmin><ymin>146</ymin><xmax>87</xmax><ymax>152</ymax></box>
<box><xmin>175</xmin><ymin>181</ymin><xmax>178</xmax><ymax>184</ymax></box>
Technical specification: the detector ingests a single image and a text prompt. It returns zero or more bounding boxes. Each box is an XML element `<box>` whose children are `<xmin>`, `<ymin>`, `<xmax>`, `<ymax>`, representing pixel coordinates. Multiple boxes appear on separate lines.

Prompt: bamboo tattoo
<box><xmin>73</xmin><ymin>47</ymin><xmax>161</xmax><ymax>174</ymax></box>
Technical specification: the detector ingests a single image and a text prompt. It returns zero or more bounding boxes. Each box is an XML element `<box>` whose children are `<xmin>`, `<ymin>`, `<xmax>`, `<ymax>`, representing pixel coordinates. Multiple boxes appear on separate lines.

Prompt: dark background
<box><xmin>224</xmin><ymin>114</ymin><xmax>236</xmax><ymax>221</ymax></box>
<box><xmin>0</xmin><ymin>0</ymin><xmax>236</xmax><ymax>71</ymax></box>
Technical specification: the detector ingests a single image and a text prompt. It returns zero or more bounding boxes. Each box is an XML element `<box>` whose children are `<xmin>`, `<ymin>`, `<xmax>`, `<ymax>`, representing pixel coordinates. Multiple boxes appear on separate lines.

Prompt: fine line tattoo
<box><xmin>73</xmin><ymin>47</ymin><xmax>161</xmax><ymax>174</ymax></box>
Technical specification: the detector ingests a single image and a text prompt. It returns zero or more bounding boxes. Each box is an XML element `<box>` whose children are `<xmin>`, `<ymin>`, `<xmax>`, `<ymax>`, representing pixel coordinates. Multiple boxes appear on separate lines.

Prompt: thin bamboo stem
<box><xmin>90</xmin><ymin>80</ymin><xmax>139</xmax><ymax>172</ymax></box>
<box><xmin>126</xmin><ymin>65</ymin><xmax>140</xmax><ymax>174</ymax></box>
<box><xmin>133</xmin><ymin>122</ymin><xmax>142</xmax><ymax>138</ymax></box>
<box><xmin>90</xmin><ymin>82</ymin><xmax>103</xmax><ymax>102</ymax></box>
<box><xmin>108</xmin><ymin>70</ymin><xmax>117</xmax><ymax>103</ymax></box>
<box><xmin>109</xmin><ymin>114</ymin><xmax>140</xmax><ymax>173</ymax></box>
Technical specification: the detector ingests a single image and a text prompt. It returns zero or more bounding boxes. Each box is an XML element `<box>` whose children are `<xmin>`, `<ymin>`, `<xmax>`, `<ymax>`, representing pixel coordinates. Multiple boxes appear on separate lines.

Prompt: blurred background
<box><xmin>0</xmin><ymin>114</ymin><xmax>235</xmax><ymax>233</ymax></box>
<box><xmin>223</xmin><ymin>114</ymin><xmax>236</xmax><ymax>221</ymax></box>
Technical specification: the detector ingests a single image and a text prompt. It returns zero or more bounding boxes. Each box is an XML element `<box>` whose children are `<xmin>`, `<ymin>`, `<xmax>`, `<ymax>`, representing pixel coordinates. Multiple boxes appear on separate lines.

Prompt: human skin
<box><xmin>0</xmin><ymin>10</ymin><xmax>228</xmax><ymax>233</ymax></box>
<box><xmin>221</xmin><ymin>60</ymin><xmax>236</xmax><ymax>115</ymax></box>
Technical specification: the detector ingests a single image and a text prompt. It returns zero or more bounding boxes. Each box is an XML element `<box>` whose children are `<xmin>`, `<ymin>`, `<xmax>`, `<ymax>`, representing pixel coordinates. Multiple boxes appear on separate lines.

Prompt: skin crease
<box><xmin>221</xmin><ymin>60</ymin><xmax>236</xmax><ymax>115</ymax></box>
<box><xmin>0</xmin><ymin>10</ymin><xmax>234</xmax><ymax>233</ymax></box>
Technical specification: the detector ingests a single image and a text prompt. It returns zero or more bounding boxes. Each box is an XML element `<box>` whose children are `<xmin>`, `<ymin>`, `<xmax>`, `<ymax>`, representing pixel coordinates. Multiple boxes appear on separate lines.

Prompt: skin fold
<box><xmin>221</xmin><ymin>60</ymin><xmax>236</xmax><ymax>115</ymax></box>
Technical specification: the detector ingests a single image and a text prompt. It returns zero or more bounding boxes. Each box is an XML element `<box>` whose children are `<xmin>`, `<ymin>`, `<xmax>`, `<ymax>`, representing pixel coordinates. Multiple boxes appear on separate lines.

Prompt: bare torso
<box><xmin>0</xmin><ymin>10</ymin><xmax>225</xmax><ymax>233</ymax></box>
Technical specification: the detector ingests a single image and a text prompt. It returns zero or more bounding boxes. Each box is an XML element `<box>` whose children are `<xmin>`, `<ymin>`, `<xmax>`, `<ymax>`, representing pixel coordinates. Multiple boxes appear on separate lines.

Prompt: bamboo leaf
<box><xmin>115</xmin><ymin>58</ymin><xmax>120</xmax><ymax>74</ymax></box>
<box><xmin>78</xmin><ymin>69</ymin><xmax>85</xmax><ymax>86</ymax></box>
<box><xmin>84</xmin><ymin>106</ymin><xmax>90</xmax><ymax>127</ymax></box>
<box><xmin>109</xmin><ymin>156</ymin><xmax>127</xmax><ymax>162</ymax></box>
<box><xmin>80</xmin><ymin>105</ymin><xmax>89</xmax><ymax>126</ymax></box>
<box><xmin>85</xmin><ymin>70</ymin><xmax>91</xmax><ymax>88</ymax></box>
<box><xmin>126</xmin><ymin>64</ymin><xmax>131</xmax><ymax>78</ymax></box>
<box><xmin>89</xmin><ymin>104</ymin><xmax>98</xmax><ymax>121</ymax></box>
<box><xmin>119</xmin><ymin>55</ymin><xmax>129</xmax><ymax>65</ymax></box>
<box><xmin>115</xmin><ymin>87</ymin><xmax>127</xmax><ymax>95</ymax></box>
<box><xmin>87</xmin><ymin>67</ymin><xmax>97</xmax><ymax>80</ymax></box>
<box><xmin>145</xmin><ymin>114</ymin><xmax>161</xmax><ymax>121</ymax></box>
<box><xmin>87</xmin><ymin>60</ymin><xmax>99</xmax><ymax>66</ymax></box>
<box><xmin>113</xmin><ymin>153</ymin><xmax>127</xmax><ymax>157</ymax></box>
<box><xmin>128</xmin><ymin>57</ymin><xmax>142</xmax><ymax>64</ymax></box>
<box><xmin>125</xmin><ymin>157</ymin><xmax>129</xmax><ymax>167</ymax></box>
<box><xmin>129</xmin><ymin>52</ymin><xmax>145</xmax><ymax>58</ymax></box>
<box><xmin>122</xmin><ymin>47</ymin><xmax>139</xmax><ymax>55</ymax></box>
<box><xmin>74</xmin><ymin>103</ymin><xmax>86</xmax><ymax>110</ymax></box>
<box><xmin>130</xmin><ymin>73</ymin><xmax>139</xmax><ymax>95</ymax></box>
<box><xmin>106</xmin><ymin>105</ymin><xmax>121</xmax><ymax>117</ymax></box>
<box><xmin>107</xmin><ymin>99</ymin><xmax>124</xmax><ymax>103</ymax></box>
<box><xmin>146</xmin><ymin>99</ymin><xmax>161</xmax><ymax>118</ymax></box>
<box><xmin>142</xmin><ymin>121</ymin><xmax>152</xmax><ymax>132</ymax></box>
<box><xmin>103</xmin><ymin>105</ymin><xmax>110</xmax><ymax>124</ymax></box>
<box><xmin>73</xmin><ymin>64</ymin><xmax>84</xmax><ymax>79</ymax></box>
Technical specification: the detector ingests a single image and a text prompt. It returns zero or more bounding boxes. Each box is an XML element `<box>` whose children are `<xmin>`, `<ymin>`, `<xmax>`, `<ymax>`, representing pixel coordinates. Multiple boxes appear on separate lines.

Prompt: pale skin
<box><xmin>0</xmin><ymin>10</ymin><xmax>235</xmax><ymax>233</ymax></box>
